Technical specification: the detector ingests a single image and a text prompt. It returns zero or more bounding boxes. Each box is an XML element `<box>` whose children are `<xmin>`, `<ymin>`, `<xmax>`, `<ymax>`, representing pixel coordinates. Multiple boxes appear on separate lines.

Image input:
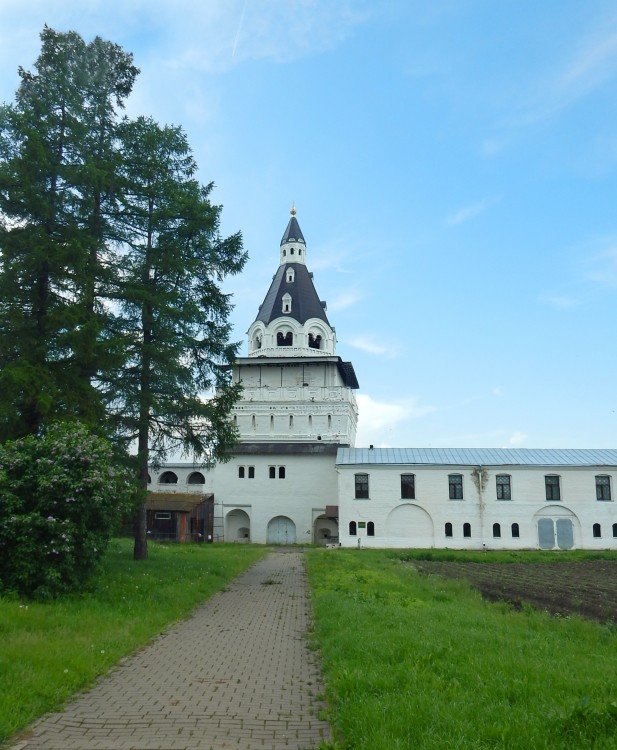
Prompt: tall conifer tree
<box><xmin>111</xmin><ymin>117</ymin><xmax>245</xmax><ymax>559</ymax></box>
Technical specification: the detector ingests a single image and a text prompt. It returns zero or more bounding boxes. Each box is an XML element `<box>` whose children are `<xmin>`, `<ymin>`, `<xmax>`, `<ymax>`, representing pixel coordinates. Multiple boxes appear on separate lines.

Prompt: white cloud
<box><xmin>492</xmin><ymin>386</ymin><xmax>504</xmax><ymax>397</ymax></box>
<box><xmin>587</xmin><ymin>242</ymin><xmax>617</xmax><ymax>287</ymax></box>
<box><xmin>446</xmin><ymin>196</ymin><xmax>498</xmax><ymax>226</ymax></box>
<box><xmin>355</xmin><ymin>394</ymin><xmax>435</xmax><ymax>447</ymax></box>
<box><xmin>328</xmin><ymin>290</ymin><xmax>363</xmax><ymax>312</ymax></box>
<box><xmin>508</xmin><ymin>431</ymin><xmax>528</xmax><ymax>446</ymax></box>
<box><xmin>346</xmin><ymin>335</ymin><xmax>404</xmax><ymax>358</ymax></box>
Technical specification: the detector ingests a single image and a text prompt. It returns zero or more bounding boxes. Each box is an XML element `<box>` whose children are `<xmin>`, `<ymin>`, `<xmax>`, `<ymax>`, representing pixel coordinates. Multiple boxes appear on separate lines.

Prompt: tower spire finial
<box><xmin>290</xmin><ymin>202</ymin><xmax>296</xmax><ymax>217</ymax></box>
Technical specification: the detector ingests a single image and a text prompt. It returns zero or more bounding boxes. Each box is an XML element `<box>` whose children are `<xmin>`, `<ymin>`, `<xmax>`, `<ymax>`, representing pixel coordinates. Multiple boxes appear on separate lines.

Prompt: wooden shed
<box><xmin>145</xmin><ymin>493</ymin><xmax>214</xmax><ymax>543</ymax></box>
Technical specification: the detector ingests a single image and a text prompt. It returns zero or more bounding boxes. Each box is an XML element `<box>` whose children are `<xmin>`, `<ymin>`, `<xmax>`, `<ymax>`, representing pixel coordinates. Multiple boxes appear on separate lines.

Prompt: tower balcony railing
<box><xmin>248</xmin><ymin>345</ymin><xmax>333</xmax><ymax>358</ymax></box>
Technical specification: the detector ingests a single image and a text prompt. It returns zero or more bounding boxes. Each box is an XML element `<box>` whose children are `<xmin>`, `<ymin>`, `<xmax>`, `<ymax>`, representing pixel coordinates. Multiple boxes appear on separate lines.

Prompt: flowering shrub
<box><xmin>0</xmin><ymin>423</ymin><xmax>137</xmax><ymax>599</ymax></box>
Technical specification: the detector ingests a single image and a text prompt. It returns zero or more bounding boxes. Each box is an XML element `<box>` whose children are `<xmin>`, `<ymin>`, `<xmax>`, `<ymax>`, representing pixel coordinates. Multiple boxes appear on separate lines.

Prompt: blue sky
<box><xmin>2</xmin><ymin>1</ymin><xmax>617</xmax><ymax>449</ymax></box>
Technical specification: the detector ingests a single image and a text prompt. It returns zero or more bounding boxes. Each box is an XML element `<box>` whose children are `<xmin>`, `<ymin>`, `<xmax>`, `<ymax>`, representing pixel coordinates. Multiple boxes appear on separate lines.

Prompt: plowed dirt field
<box><xmin>411</xmin><ymin>560</ymin><xmax>617</xmax><ymax>623</ymax></box>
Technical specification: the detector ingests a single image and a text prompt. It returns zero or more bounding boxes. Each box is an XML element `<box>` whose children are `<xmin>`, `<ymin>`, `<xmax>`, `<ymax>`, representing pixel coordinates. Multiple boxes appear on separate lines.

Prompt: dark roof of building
<box><xmin>280</xmin><ymin>215</ymin><xmax>305</xmax><ymax>245</ymax></box>
<box><xmin>255</xmin><ymin>262</ymin><xmax>330</xmax><ymax>326</ymax></box>
<box><xmin>336</xmin><ymin>447</ymin><xmax>617</xmax><ymax>467</ymax></box>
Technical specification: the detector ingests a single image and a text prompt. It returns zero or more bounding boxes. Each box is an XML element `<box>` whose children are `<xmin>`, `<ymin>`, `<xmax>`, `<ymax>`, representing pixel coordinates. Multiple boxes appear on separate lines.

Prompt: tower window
<box><xmin>277</xmin><ymin>331</ymin><xmax>293</xmax><ymax>346</ymax></box>
<box><xmin>286</xmin><ymin>269</ymin><xmax>295</xmax><ymax>283</ymax></box>
<box><xmin>308</xmin><ymin>333</ymin><xmax>322</xmax><ymax>349</ymax></box>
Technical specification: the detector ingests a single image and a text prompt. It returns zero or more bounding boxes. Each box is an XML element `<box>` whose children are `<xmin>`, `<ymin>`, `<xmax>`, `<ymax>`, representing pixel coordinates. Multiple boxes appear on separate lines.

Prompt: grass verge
<box><xmin>0</xmin><ymin>539</ymin><xmax>267</xmax><ymax>746</ymax></box>
<box><xmin>307</xmin><ymin>549</ymin><xmax>617</xmax><ymax>750</ymax></box>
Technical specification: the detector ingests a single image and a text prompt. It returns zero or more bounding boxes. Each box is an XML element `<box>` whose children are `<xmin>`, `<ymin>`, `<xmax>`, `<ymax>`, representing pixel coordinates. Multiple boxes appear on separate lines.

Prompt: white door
<box><xmin>267</xmin><ymin>516</ymin><xmax>296</xmax><ymax>544</ymax></box>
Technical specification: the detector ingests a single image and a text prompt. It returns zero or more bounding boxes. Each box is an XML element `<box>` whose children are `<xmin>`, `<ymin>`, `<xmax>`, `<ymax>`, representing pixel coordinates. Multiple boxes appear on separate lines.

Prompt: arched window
<box><xmin>308</xmin><ymin>333</ymin><xmax>322</xmax><ymax>349</ymax></box>
<box><xmin>593</xmin><ymin>523</ymin><xmax>602</xmax><ymax>538</ymax></box>
<box><xmin>349</xmin><ymin>521</ymin><xmax>357</xmax><ymax>536</ymax></box>
<box><xmin>286</xmin><ymin>268</ymin><xmax>295</xmax><ymax>283</ymax></box>
<box><xmin>282</xmin><ymin>249</ymin><xmax>286</xmax><ymax>256</ymax></box>
<box><xmin>188</xmin><ymin>472</ymin><xmax>205</xmax><ymax>484</ymax></box>
<box><xmin>270</xmin><ymin>415</ymin><xmax>274</xmax><ymax>431</ymax></box>
<box><xmin>290</xmin><ymin>248</ymin><xmax>295</xmax><ymax>255</ymax></box>
<box><xmin>613</xmin><ymin>523</ymin><xmax>617</xmax><ymax>538</ymax></box>
<box><xmin>282</xmin><ymin>293</ymin><xmax>292</xmax><ymax>313</ymax></box>
<box><xmin>367</xmin><ymin>522</ymin><xmax>375</xmax><ymax>537</ymax></box>
<box><xmin>277</xmin><ymin>331</ymin><xmax>293</xmax><ymax>347</ymax></box>
<box><xmin>445</xmin><ymin>522</ymin><xmax>453</xmax><ymax>537</ymax></box>
<box><xmin>238</xmin><ymin>466</ymin><xmax>245</xmax><ymax>479</ymax></box>
<box><xmin>251</xmin><ymin>414</ymin><xmax>256</xmax><ymax>430</ymax></box>
<box><xmin>493</xmin><ymin>523</ymin><xmax>501</xmax><ymax>538</ymax></box>
<box><xmin>289</xmin><ymin>415</ymin><xmax>293</xmax><ymax>429</ymax></box>
<box><xmin>298</xmin><ymin>248</ymin><xmax>302</xmax><ymax>255</ymax></box>
<box><xmin>327</xmin><ymin>414</ymin><xmax>332</xmax><ymax>429</ymax></box>
<box><xmin>463</xmin><ymin>522</ymin><xmax>471</xmax><ymax>538</ymax></box>
<box><xmin>159</xmin><ymin>471</ymin><xmax>178</xmax><ymax>484</ymax></box>
<box><xmin>278</xmin><ymin>466</ymin><xmax>286</xmax><ymax>479</ymax></box>
<box><xmin>511</xmin><ymin>523</ymin><xmax>520</xmax><ymax>538</ymax></box>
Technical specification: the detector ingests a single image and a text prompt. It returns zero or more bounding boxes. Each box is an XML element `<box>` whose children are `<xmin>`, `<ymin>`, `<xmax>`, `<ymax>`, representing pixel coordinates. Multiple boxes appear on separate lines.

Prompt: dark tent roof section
<box><xmin>280</xmin><ymin>215</ymin><xmax>305</xmax><ymax>246</ymax></box>
<box><xmin>337</xmin><ymin>360</ymin><xmax>360</xmax><ymax>389</ymax></box>
<box><xmin>255</xmin><ymin>263</ymin><xmax>330</xmax><ymax>326</ymax></box>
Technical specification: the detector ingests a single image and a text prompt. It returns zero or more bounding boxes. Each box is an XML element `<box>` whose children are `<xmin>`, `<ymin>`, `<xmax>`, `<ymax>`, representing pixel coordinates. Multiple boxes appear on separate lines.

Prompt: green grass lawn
<box><xmin>306</xmin><ymin>549</ymin><xmax>617</xmax><ymax>750</ymax></box>
<box><xmin>0</xmin><ymin>539</ymin><xmax>267</xmax><ymax>746</ymax></box>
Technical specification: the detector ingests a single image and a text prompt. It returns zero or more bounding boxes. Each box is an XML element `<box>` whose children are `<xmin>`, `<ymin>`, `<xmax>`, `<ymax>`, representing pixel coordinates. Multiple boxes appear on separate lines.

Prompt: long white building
<box><xmin>148</xmin><ymin>210</ymin><xmax>617</xmax><ymax>550</ymax></box>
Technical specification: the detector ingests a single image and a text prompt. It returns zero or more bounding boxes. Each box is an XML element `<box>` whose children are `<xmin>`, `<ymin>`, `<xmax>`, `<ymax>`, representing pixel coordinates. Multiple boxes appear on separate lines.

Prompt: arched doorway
<box><xmin>313</xmin><ymin>515</ymin><xmax>338</xmax><ymax>545</ymax></box>
<box><xmin>534</xmin><ymin>506</ymin><xmax>579</xmax><ymax>550</ymax></box>
<box><xmin>386</xmin><ymin>504</ymin><xmax>434</xmax><ymax>547</ymax></box>
<box><xmin>267</xmin><ymin>515</ymin><xmax>296</xmax><ymax>544</ymax></box>
<box><xmin>226</xmin><ymin>509</ymin><xmax>251</xmax><ymax>542</ymax></box>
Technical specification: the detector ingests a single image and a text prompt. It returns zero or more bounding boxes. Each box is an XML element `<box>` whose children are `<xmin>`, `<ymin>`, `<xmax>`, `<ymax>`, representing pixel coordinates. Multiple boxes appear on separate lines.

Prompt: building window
<box><xmin>248</xmin><ymin>466</ymin><xmax>255</xmax><ymax>479</ymax></box>
<box><xmin>511</xmin><ymin>523</ymin><xmax>520</xmax><ymax>538</ymax></box>
<box><xmin>269</xmin><ymin>466</ymin><xmax>276</xmax><ymax>479</ymax></box>
<box><xmin>277</xmin><ymin>331</ymin><xmax>293</xmax><ymax>346</ymax></box>
<box><xmin>355</xmin><ymin>473</ymin><xmax>369</xmax><ymax>499</ymax></box>
<box><xmin>545</xmin><ymin>475</ymin><xmax>561</xmax><ymax>501</ymax></box>
<box><xmin>593</xmin><ymin>523</ymin><xmax>602</xmax><ymax>538</ymax></box>
<box><xmin>349</xmin><ymin>521</ymin><xmax>357</xmax><ymax>536</ymax></box>
<box><xmin>159</xmin><ymin>471</ymin><xmax>178</xmax><ymax>484</ymax></box>
<box><xmin>401</xmin><ymin>474</ymin><xmax>415</xmax><ymax>499</ymax></box>
<box><xmin>238</xmin><ymin>466</ymin><xmax>245</xmax><ymax>479</ymax></box>
<box><xmin>493</xmin><ymin>523</ymin><xmax>501</xmax><ymax>538</ymax></box>
<box><xmin>147</xmin><ymin>474</ymin><xmax>151</xmax><ymax>484</ymax></box>
<box><xmin>445</xmin><ymin>522</ymin><xmax>453</xmax><ymax>538</ymax></box>
<box><xmin>596</xmin><ymin>475</ymin><xmax>612</xmax><ymax>501</ymax></box>
<box><xmin>449</xmin><ymin>474</ymin><xmax>463</xmax><ymax>500</ymax></box>
<box><xmin>289</xmin><ymin>415</ymin><xmax>293</xmax><ymax>429</ymax></box>
<box><xmin>367</xmin><ymin>521</ymin><xmax>375</xmax><ymax>536</ymax></box>
<box><xmin>282</xmin><ymin>293</ymin><xmax>292</xmax><ymax>313</ymax></box>
<box><xmin>269</xmin><ymin>465</ymin><xmax>285</xmax><ymax>479</ymax></box>
<box><xmin>463</xmin><ymin>522</ymin><xmax>471</xmax><ymax>538</ymax></box>
<box><xmin>613</xmin><ymin>523</ymin><xmax>617</xmax><ymax>538</ymax></box>
<box><xmin>308</xmin><ymin>332</ymin><xmax>322</xmax><ymax>349</ymax></box>
<box><xmin>286</xmin><ymin>268</ymin><xmax>295</xmax><ymax>283</ymax></box>
<box><xmin>496</xmin><ymin>474</ymin><xmax>511</xmax><ymax>500</ymax></box>
<box><xmin>278</xmin><ymin>466</ymin><xmax>286</xmax><ymax>479</ymax></box>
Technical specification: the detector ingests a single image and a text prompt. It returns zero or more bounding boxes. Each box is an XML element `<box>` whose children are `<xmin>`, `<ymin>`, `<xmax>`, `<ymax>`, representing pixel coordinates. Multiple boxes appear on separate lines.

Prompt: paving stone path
<box><xmin>12</xmin><ymin>550</ymin><xmax>331</xmax><ymax>750</ymax></box>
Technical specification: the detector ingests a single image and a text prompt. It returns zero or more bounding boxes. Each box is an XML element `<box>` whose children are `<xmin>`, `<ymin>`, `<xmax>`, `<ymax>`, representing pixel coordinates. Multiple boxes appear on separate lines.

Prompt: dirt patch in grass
<box><xmin>410</xmin><ymin>560</ymin><xmax>617</xmax><ymax>623</ymax></box>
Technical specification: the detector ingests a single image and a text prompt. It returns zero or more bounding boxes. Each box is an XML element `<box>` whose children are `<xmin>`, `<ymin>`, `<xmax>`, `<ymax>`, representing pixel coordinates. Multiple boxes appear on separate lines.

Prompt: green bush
<box><xmin>0</xmin><ymin>423</ymin><xmax>136</xmax><ymax>599</ymax></box>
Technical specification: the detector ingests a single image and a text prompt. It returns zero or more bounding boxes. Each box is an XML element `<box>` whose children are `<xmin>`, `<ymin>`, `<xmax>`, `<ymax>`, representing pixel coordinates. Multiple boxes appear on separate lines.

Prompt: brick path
<box><xmin>11</xmin><ymin>551</ymin><xmax>331</xmax><ymax>750</ymax></box>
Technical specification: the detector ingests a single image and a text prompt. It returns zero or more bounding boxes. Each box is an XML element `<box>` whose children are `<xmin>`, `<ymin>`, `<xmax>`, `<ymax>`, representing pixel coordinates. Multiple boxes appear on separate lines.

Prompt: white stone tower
<box><xmin>213</xmin><ymin>208</ymin><xmax>359</xmax><ymax>544</ymax></box>
<box><xmin>233</xmin><ymin>206</ymin><xmax>359</xmax><ymax>446</ymax></box>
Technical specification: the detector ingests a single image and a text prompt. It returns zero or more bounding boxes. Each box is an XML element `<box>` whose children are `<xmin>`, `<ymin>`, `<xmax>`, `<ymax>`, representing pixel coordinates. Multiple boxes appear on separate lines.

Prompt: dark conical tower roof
<box><xmin>280</xmin><ymin>214</ymin><xmax>305</xmax><ymax>246</ymax></box>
